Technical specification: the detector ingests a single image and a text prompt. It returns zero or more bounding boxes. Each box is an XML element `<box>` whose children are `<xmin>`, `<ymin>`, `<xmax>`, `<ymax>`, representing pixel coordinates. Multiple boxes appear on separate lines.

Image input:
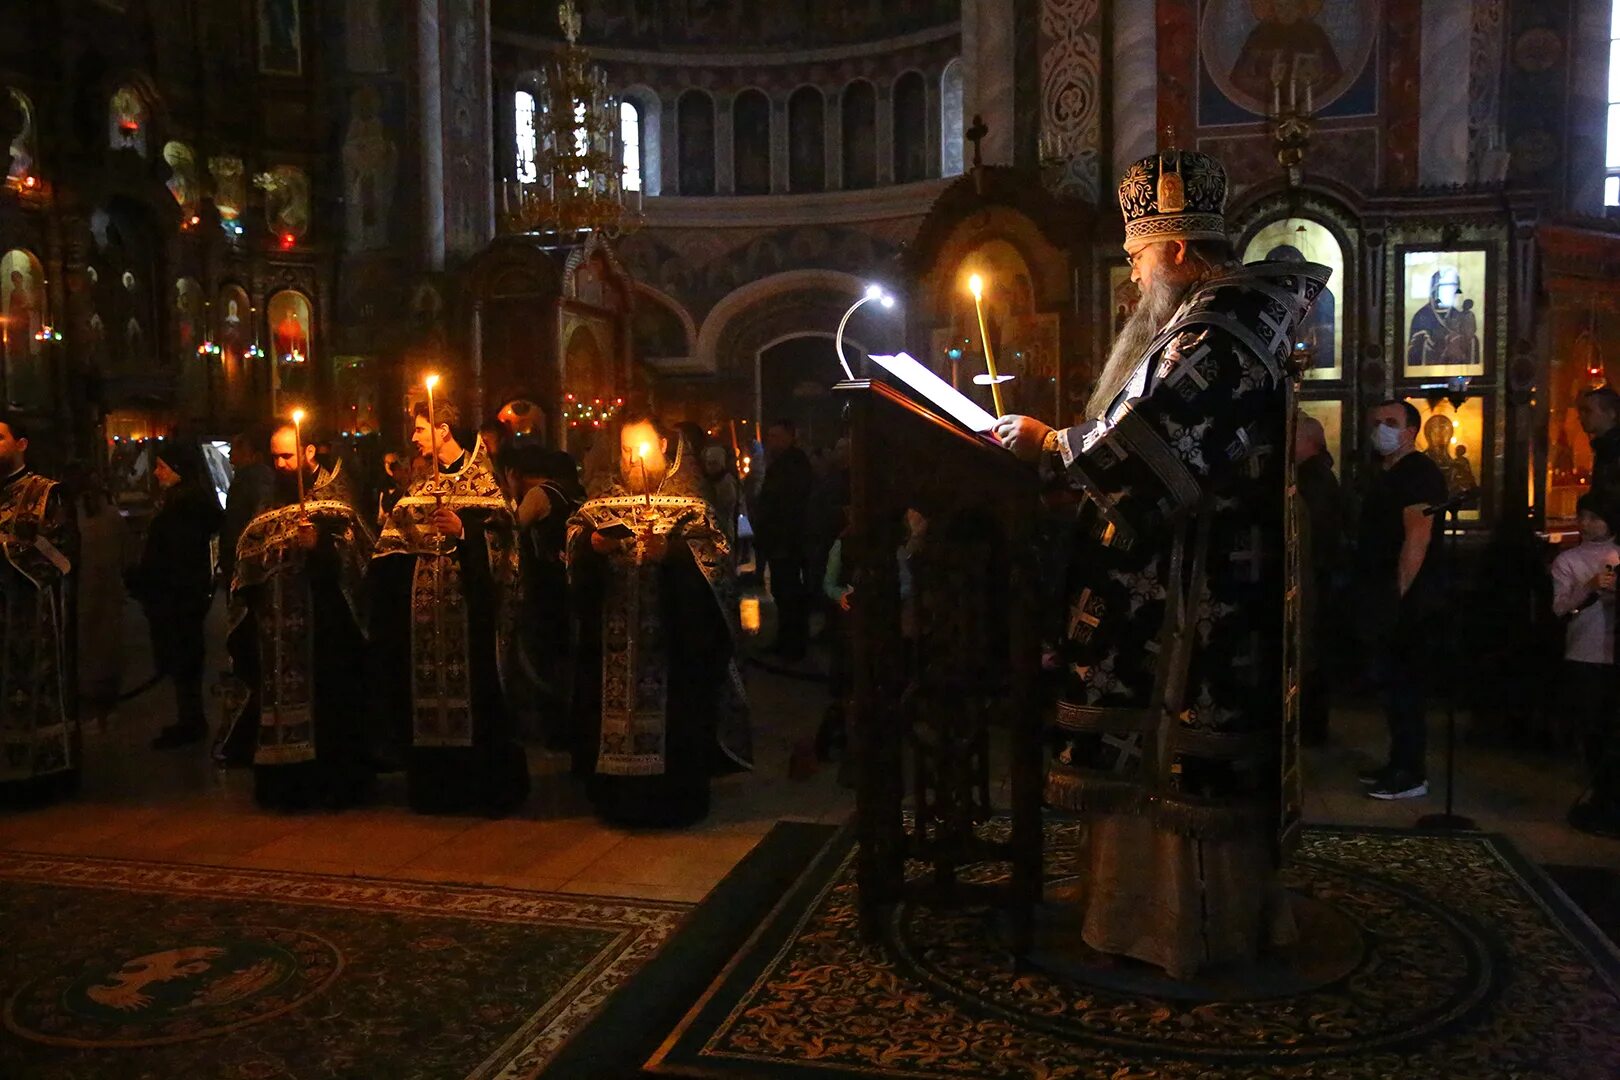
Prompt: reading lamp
<box><xmin>836</xmin><ymin>284</ymin><xmax>897</xmax><ymax>381</ymax></box>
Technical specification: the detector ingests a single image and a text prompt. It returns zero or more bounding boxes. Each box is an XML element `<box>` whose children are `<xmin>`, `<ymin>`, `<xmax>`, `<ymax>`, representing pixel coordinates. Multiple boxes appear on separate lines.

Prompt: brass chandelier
<box><xmin>500</xmin><ymin>0</ymin><xmax>641</xmax><ymax>241</ymax></box>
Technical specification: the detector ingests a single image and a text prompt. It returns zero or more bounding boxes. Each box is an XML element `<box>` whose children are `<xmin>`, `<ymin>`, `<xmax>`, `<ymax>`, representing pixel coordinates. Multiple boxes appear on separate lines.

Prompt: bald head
<box><xmin>1295</xmin><ymin>414</ymin><xmax>1327</xmax><ymax>463</ymax></box>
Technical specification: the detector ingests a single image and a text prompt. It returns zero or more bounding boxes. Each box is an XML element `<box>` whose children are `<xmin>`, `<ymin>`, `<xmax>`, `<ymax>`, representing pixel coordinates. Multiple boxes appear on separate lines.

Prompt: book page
<box><xmin>869</xmin><ymin>353</ymin><xmax>1000</xmax><ymax>433</ymax></box>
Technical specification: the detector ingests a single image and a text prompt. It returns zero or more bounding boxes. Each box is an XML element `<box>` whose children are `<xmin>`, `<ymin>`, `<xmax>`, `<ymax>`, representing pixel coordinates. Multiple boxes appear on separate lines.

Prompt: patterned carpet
<box><xmin>647</xmin><ymin>823</ymin><xmax>1620</xmax><ymax>1079</ymax></box>
<box><xmin>0</xmin><ymin>849</ymin><xmax>688</xmax><ymax>1079</ymax></box>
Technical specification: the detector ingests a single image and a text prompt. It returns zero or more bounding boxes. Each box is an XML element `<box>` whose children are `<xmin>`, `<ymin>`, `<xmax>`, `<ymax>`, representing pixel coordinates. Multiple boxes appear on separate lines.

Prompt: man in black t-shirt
<box><xmin>1354</xmin><ymin>400</ymin><xmax>1449</xmax><ymax>800</ymax></box>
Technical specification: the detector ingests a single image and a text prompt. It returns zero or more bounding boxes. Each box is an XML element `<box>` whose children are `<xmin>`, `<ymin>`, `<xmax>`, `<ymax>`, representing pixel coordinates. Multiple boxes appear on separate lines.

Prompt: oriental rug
<box><xmin>646</xmin><ymin>823</ymin><xmax>1620</xmax><ymax>1080</ymax></box>
<box><xmin>0</xmin><ymin>850</ymin><xmax>688</xmax><ymax>1079</ymax></box>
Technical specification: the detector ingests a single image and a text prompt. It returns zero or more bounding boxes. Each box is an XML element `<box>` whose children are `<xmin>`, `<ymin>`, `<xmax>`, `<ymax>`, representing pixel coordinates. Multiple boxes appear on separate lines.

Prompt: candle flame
<box><xmin>424</xmin><ymin>373</ymin><xmax>440</xmax><ymax>391</ymax></box>
<box><xmin>291</xmin><ymin>408</ymin><xmax>306</xmax><ymax>425</ymax></box>
<box><xmin>638</xmin><ymin>442</ymin><xmax>651</xmax><ymax>459</ymax></box>
<box><xmin>968</xmin><ymin>273</ymin><xmax>984</xmax><ymax>300</ymax></box>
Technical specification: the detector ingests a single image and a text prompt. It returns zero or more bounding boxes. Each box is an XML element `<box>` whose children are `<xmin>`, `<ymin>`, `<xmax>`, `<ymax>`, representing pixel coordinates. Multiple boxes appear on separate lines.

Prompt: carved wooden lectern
<box><xmin>838</xmin><ymin>379</ymin><xmax>1044</xmax><ymax>952</ymax></box>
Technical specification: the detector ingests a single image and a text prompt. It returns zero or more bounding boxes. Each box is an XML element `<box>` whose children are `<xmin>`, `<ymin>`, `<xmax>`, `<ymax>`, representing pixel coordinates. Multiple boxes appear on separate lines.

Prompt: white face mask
<box><xmin>1371</xmin><ymin>424</ymin><xmax>1405</xmax><ymax>456</ymax></box>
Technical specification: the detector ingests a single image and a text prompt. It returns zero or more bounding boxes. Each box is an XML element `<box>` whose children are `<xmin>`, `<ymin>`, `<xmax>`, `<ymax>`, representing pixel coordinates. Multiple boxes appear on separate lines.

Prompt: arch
<box><xmin>0</xmin><ymin>248</ymin><xmax>47</xmax><ymax>407</ymax></box>
<box><xmin>690</xmin><ymin>265</ymin><xmax>887</xmax><ymax>380</ymax></box>
<box><xmin>632</xmin><ymin>282</ymin><xmax>697</xmax><ymax>359</ymax></box>
<box><xmin>733</xmin><ymin>88</ymin><xmax>771</xmax><ymax>196</ymax></box>
<box><xmin>940</xmin><ymin>59</ymin><xmax>964</xmax><ymax>177</ymax></box>
<box><xmin>677</xmin><ymin>88</ymin><xmax>716</xmax><ymax>195</ymax></box>
<box><xmin>841</xmin><ymin>80</ymin><xmax>877</xmax><ymax>190</ymax></box>
<box><xmin>787</xmin><ymin>85</ymin><xmax>826</xmax><ymax>193</ymax></box>
<box><xmin>618</xmin><ymin>85</ymin><xmax>663</xmax><ymax>195</ymax></box>
<box><xmin>892</xmin><ymin>70</ymin><xmax>928</xmax><ymax>184</ymax></box>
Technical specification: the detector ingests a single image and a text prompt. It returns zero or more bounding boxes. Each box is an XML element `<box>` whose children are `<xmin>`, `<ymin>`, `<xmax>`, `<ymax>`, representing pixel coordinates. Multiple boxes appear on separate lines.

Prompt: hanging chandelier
<box><xmin>500</xmin><ymin>0</ymin><xmax>641</xmax><ymax>242</ymax></box>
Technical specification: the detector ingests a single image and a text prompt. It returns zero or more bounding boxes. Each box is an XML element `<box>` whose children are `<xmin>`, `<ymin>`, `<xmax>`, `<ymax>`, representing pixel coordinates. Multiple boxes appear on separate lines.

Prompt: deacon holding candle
<box><xmin>567</xmin><ymin>410</ymin><xmax>752</xmax><ymax>826</ymax></box>
<box><xmin>369</xmin><ymin>391</ymin><xmax>528</xmax><ymax>815</ymax></box>
<box><xmin>218</xmin><ymin>412</ymin><xmax>375</xmax><ymax>809</ymax></box>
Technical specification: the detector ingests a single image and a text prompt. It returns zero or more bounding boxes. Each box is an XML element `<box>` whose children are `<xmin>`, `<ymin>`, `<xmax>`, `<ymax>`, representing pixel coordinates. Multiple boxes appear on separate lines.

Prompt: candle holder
<box><xmin>1267</xmin><ymin>59</ymin><xmax>1317</xmax><ymax>188</ymax></box>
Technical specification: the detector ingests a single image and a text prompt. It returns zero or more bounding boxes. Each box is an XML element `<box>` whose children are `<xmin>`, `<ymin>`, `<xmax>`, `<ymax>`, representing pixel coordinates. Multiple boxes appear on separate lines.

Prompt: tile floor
<box><xmin>3</xmin><ymin>599</ymin><xmax>1618</xmax><ymax>910</ymax></box>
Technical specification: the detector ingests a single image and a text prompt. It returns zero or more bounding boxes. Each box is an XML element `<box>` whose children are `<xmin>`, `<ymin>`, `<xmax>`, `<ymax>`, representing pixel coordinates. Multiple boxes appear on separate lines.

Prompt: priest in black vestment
<box><xmin>567</xmin><ymin>414</ymin><xmax>752</xmax><ymax>826</ymax></box>
<box><xmin>0</xmin><ymin>411</ymin><xmax>76</xmax><ymax>807</ymax></box>
<box><xmin>371</xmin><ymin>400</ymin><xmax>528</xmax><ymax>814</ymax></box>
<box><xmin>219</xmin><ymin>422</ymin><xmax>374</xmax><ymax>807</ymax></box>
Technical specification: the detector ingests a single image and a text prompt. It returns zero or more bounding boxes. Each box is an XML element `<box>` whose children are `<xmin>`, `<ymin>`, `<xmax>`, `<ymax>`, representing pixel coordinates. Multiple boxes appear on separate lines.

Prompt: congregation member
<box><xmin>220</xmin><ymin>427</ymin><xmax>273</xmax><ymax>585</ymax></box>
<box><xmin>0</xmin><ymin>413</ymin><xmax>77</xmax><ymax>806</ymax></box>
<box><xmin>218</xmin><ymin>422</ymin><xmax>374</xmax><ymax>808</ymax></box>
<box><xmin>568</xmin><ymin>412</ymin><xmax>752</xmax><ymax>826</ymax></box>
<box><xmin>753</xmin><ymin>419</ymin><xmax>814</xmax><ymax>660</ymax></box>
<box><xmin>501</xmin><ymin>442</ymin><xmax>580</xmax><ymax>749</ymax></box>
<box><xmin>1353</xmin><ymin>400</ymin><xmax>1448</xmax><ymax>801</ymax></box>
<box><xmin>128</xmin><ymin>439</ymin><xmax>222</xmax><ymax>750</ymax></box>
<box><xmin>1579</xmin><ymin>385</ymin><xmax>1620</xmax><ymax>504</ymax></box>
<box><xmin>375</xmin><ymin>449</ymin><xmax>406</xmax><ymax>528</ymax></box>
<box><xmin>371</xmin><ymin>401</ymin><xmax>528</xmax><ymax>814</ymax></box>
<box><xmin>994</xmin><ymin>147</ymin><xmax>1330</xmax><ymax>979</ymax></box>
<box><xmin>1556</xmin><ymin>493</ymin><xmax>1620</xmax><ymax>836</ymax></box>
<box><xmin>701</xmin><ymin>442</ymin><xmax>743</xmax><ymax>556</ymax></box>
<box><xmin>1295</xmin><ymin>414</ymin><xmax>1343</xmax><ymax>746</ymax></box>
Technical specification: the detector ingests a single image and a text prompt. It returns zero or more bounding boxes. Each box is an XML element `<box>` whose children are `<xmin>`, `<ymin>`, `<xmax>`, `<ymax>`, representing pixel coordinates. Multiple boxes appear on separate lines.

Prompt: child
<box><xmin>1554</xmin><ymin>493</ymin><xmax>1620</xmax><ymax>834</ymax></box>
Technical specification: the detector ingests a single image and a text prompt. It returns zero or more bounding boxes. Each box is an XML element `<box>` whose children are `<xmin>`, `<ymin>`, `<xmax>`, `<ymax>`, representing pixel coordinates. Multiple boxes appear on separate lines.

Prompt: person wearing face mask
<box><xmin>1352</xmin><ymin>400</ymin><xmax>1448</xmax><ymax>800</ymax></box>
<box><xmin>127</xmin><ymin>439</ymin><xmax>223</xmax><ymax>750</ymax></box>
<box><xmin>1554</xmin><ymin>494</ymin><xmax>1620</xmax><ymax>836</ymax></box>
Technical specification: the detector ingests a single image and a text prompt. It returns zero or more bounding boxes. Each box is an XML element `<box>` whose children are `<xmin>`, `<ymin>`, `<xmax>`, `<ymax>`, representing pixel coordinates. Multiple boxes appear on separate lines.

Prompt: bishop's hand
<box><xmin>994</xmin><ymin>415</ymin><xmax>1053</xmax><ymax>463</ymax></box>
<box><xmin>430</xmin><ymin>507</ymin><xmax>464</xmax><ymax>539</ymax></box>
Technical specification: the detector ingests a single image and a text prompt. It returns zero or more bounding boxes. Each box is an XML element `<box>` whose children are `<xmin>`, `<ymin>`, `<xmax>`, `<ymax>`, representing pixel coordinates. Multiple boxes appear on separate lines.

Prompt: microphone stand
<box><xmin>1417</xmin><ymin>487</ymin><xmax>1480</xmax><ymax>830</ymax></box>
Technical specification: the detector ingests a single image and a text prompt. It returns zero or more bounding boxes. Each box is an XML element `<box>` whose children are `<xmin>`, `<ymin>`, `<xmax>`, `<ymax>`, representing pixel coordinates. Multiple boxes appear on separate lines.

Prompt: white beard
<box><xmin>1086</xmin><ymin>273</ymin><xmax>1193</xmax><ymax>417</ymax></box>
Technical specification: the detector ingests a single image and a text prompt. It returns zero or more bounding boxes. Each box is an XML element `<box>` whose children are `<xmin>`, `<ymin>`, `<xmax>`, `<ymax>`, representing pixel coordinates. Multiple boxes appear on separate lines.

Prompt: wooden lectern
<box><xmin>838</xmin><ymin>379</ymin><xmax>1044</xmax><ymax>953</ymax></box>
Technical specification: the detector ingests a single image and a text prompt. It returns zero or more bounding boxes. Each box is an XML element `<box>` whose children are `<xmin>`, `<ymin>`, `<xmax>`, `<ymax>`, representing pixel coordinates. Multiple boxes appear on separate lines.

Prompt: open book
<box><xmin>868</xmin><ymin>352</ymin><xmax>1000</xmax><ymax>435</ymax></box>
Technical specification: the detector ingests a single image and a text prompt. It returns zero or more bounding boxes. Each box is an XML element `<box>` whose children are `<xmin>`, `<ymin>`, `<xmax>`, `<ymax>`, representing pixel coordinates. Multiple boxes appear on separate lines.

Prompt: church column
<box><xmin>925</xmin><ymin>65</ymin><xmax>942</xmax><ymax>179</ymax></box>
<box><xmin>827</xmin><ymin>84</ymin><xmax>844</xmax><ymax>191</ymax></box>
<box><xmin>1111</xmin><ymin>0</ymin><xmax>1155</xmax><ymax>183</ymax></box>
<box><xmin>661</xmin><ymin>91</ymin><xmax>680</xmax><ymax>195</ymax></box>
<box><xmin>876</xmin><ymin>81</ymin><xmax>894</xmax><ymax>186</ymax></box>
<box><xmin>716</xmin><ymin>91</ymin><xmax>736</xmax><ymax>196</ymax></box>
<box><xmin>416</xmin><ymin>0</ymin><xmax>446</xmax><ymax>269</ymax></box>
<box><xmin>1419</xmin><ymin>0</ymin><xmax>1471</xmax><ymax>186</ymax></box>
<box><xmin>962</xmin><ymin>0</ymin><xmax>1016</xmax><ymax>165</ymax></box>
<box><xmin>770</xmin><ymin>94</ymin><xmax>789</xmax><ymax>194</ymax></box>
<box><xmin>438</xmin><ymin>0</ymin><xmax>495</xmax><ymax>261</ymax></box>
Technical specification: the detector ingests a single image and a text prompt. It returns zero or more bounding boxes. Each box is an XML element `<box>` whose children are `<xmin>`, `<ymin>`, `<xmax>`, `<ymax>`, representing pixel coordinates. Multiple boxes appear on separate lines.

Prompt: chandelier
<box><xmin>500</xmin><ymin>0</ymin><xmax>641</xmax><ymax>241</ymax></box>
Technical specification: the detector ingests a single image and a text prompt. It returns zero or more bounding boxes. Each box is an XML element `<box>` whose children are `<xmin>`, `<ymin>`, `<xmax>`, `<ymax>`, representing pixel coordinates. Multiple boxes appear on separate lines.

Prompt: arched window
<box><xmin>515</xmin><ymin>88</ymin><xmax>538</xmax><ymax>184</ymax></box>
<box><xmin>109</xmin><ymin>85</ymin><xmax>149</xmax><ymax>157</ymax></box>
<box><xmin>788</xmin><ymin>87</ymin><xmax>825</xmax><ymax>193</ymax></box>
<box><xmin>620</xmin><ymin>100</ymin><xmax>642</xmax><ymax>192</ymax></box>
<box><xmin>841</xmin><ymin>80</ymin><xmax>877</xmax><ymax>190</ymax></box>
<box><xmin>941</xmin><ymin>60</ymin><xmax>965</xmax><ymax>177</ymax></box>
<box><xmin>893</xmin><ymin>72</ymin><xmax>927</xmax><ymax>183</ymax></box>
<box><xmin>0</xmin><ymin>248</ymin><xmax>47</xmax><ymax>407</ymax></box>
<box><xmin>733</xmin><ymin>89</ymin><xmax>771</xmax><ymax>196</ymax></box>
<box><xmin>7</xmin><ymin>88</ymin><xmax>35</xmax><ymax>182</ymax></box>
<box><xmin>677</xmin><ymin>89</ymin><xmax>716</xmax><ymax>195</ymax></box>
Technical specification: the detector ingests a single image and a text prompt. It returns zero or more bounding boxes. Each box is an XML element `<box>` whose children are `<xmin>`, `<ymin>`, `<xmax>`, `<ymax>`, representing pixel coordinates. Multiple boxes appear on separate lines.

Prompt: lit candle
<box><xmin>423</xmin><ymin>373</ymin><xmax>441</xmax><ymax>467</ymax></box>
<box><xmin>635</xmin><ymin>441</ymin><xmax>653</xmax><ymax>511</ymax></box>
<box><xmin>290</xmin><ymin>408</ymin><xmax>308</xmax><ymax>511</ymax></box>
<box><xmin>967</xmin><ymin>273</ymin><xmax>1006</xmax><ymax>416</ymax></box>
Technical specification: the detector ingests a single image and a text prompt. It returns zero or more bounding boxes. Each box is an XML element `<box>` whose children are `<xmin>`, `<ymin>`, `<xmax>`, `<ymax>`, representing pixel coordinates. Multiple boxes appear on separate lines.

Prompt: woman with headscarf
<box><xmin>566</xmin><ymin>412</ymin><xmax>752</xmax><ymax>825</ymax></box>
<box><xmin>126</xmin><ymin>439</ymin><xmax>223</xmax><ymax>749</ymax></box>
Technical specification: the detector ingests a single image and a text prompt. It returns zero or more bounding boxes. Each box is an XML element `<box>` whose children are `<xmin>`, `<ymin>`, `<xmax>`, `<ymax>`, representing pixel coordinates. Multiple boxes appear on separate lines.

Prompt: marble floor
<box><xmin>2</xmin><ymin>599</ymin><xmax>1617</xmax><ymax>910</ymax></box>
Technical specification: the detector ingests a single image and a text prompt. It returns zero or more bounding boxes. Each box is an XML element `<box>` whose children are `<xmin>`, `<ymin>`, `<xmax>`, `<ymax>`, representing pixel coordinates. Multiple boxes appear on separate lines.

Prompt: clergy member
<box><xmin>0</xmin><ymin>411</ymin><xmax>76</xmax><ymax>807</ymax></box>
<box><xmin>567</xmin><ymin>413</ymin><xmax>752</xmax><ymax>826</ymax></box>
<box><xmin>371</xmin><ymin>400</ymin><xmax>529</xmax><ymax>814</ymax></box>
<box><xmin>219</xmin><ymin>421</ymin><xmax>374</xmax><ymax>808</ymax></box>
<box><xmin>995</xmin><ymin>147</ymin><xmax>1330</xmax><ymax>979</ymax></box>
